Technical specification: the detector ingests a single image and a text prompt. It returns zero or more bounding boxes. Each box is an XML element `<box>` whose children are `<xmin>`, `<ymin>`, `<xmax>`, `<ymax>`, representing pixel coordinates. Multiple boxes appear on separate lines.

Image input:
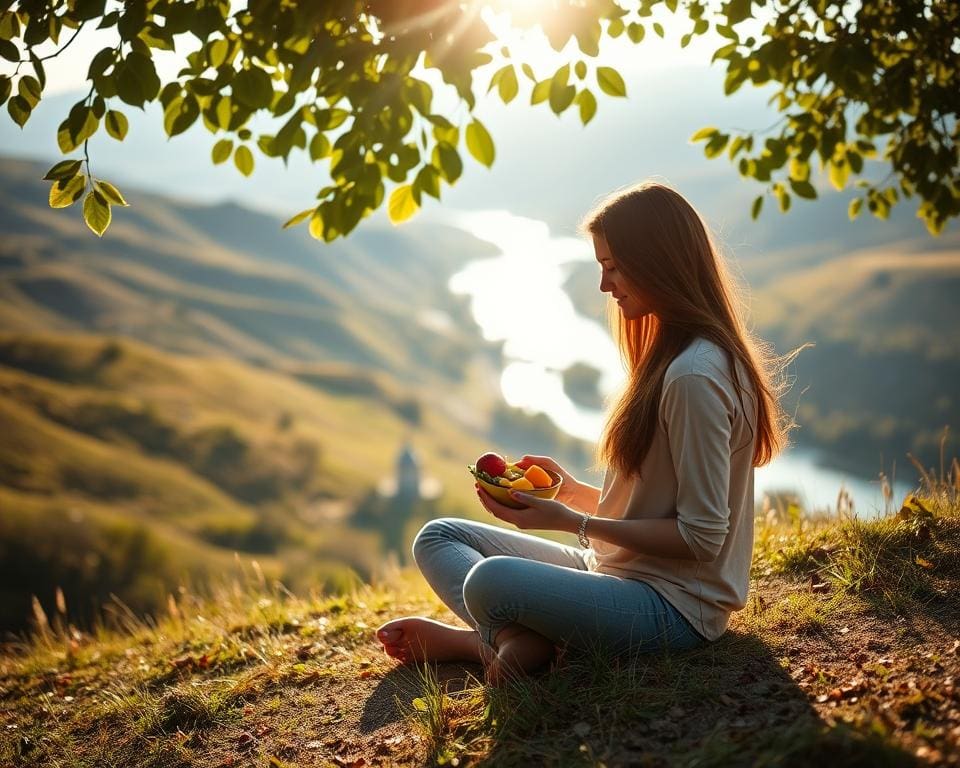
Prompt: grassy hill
<box><xmin>0</xmin><ymin>348</ymin><xmax>593</xmax><ymax>638</ymax></box>
<box><xmin>1</xmin><ymin>471</ymin><xmax>956</xmax><ymax>767</ymax></box>
<box><xmin>0</xmin><ymin>331</ymin><xmax>594</xmax><ymax>632</ymax></box>
<box><xmin>0</xmin><ymin>152</ymin><xmax>600</xmax><ymax>633</ymax></box>
<box><xmin>0</xmin><ymin>154</ymin><xmax>501</xmax><ymax>389</ymax></box>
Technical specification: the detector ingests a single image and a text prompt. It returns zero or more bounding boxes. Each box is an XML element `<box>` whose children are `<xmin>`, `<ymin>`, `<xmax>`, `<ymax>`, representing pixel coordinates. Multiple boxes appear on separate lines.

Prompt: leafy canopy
<box><xmin>2</xmin><ymin>0</ymin><xmax>958</xmax><ymax>239</ymax></box>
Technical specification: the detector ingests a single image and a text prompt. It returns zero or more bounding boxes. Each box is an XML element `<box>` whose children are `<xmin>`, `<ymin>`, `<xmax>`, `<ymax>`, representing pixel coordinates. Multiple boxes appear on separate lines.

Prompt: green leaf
<box><xmin>627</xmin><ymin>22</ymin><xmax>645</xmax><ymax>43</ymax></box>
<box><xmin>212</xmin><ymin>138</ymin><xmax>233</xmax><ymax>164</ymax></box>
<box><xmin>43</xmin><ymin>159</ymin><xmax>83</xmax><ymax>181</ymax></box>
<box><xmin>846</xmin><ymin>150</ymin><xmax>863</xmax><ymax>174</ymax></box>
<box><xmin>728</xmin><ymin>135</ymin><xmax>746</xmax><ymax>158</ymax></box>
<box><xmin>0</xmin><ymin>75</ymin><xmax>10</xmax><ymax>106</ymax></box>
<box><xmin>282</xmin><ymin>207</ymin><xmax>314</xmax><ymax>229</ymax></box>
<box><xmin>207</xmin><ymin>38</ymin><xmax>230</xmax><ymax>68</ymax></box>
<box><xmin>233</xmin><ymin>66</ymin><xmax>273</xmax><ymax>110</ymax></box>
<box><xmin>308</xmin><ymin>210</ymin><xmax>324</xmax><ymax>239</ymax></box>
<box><xmin>531</xmin><ymin>79</ymin><xmax>550</xmax><ymax>105</ymax></box>
<box><xmin>412</xmin><ymin>697</ymin><xmax>429</xmax><ymax>712</ymax></box>
<box><xmin>776</xmin><ymin>187</ymin><xmax>791</xmax><ymax>212</ymax></box>
<box><xmin>596</xmin><ymin>67</ymin><xmax>626</xmax><ymax>97</ymax></box>
<box><xmin>49</xmin><ymin>175</ymin><xmax>86</xmax><ymax>208</ymax></box>
<box><xmin>848</xmin><ymin>197</ymin><xmax>863</xmax><ymax>220</ymax></box>
<box><xmin>829</xmin><ymin>159</ymin><xmax>849</xmax><ymax>190</ymax></box>
<box><xmin>215</xmin><ymin>96</ymin><xmax>234</xmax><ymax>130</ymax></box>
<box><xmin>576</xmin><ymin>89</ymin><xmax>597</xmax><ymax>125</ymax></box>
<box><xmin>316</xmin><ymin>108</ymin><xmax>350</xmax><ymax>131</ymax></box>
<box><xmin>465</xmin><ymin>119</ymin><xmax>495</xmax><ymax>168</ymax></box>
<box><xmin>415</xmin><ymin>165</ymin><xmax>441</xmax><ymax>199</ymax></box>
<box><xmin>653</xmin><ymin>22</ymin><xmax>664</xmax><ymax>38</ymax></box>
<box><xmin>0</xmin><ymin>39</ymin><xmax>18</xmax><ymax>63</ymax></box>
<box><xmin>574</xmin><ymin>61</ymin><xmax>587</xmax><ymax>80</ymax></box>
<box><xmin>789</xmin><ymin>179</ymin><xmax>817</xmax><ymax>200</ymax></box>
<box><xmin>95</xmin><ymin>180</ymin><xmax>129</xmax><ymax>206</ymax></box>
<box><xmin>234</xmin><ymin>145</ymin><xmax>254</xmax><ymax>176</ymax></box>
<box><xmin>726</xmin><ymin>0</ymin><xmax>754</xmax><ymax>24</ymax></box>
<box><xmin>69</xmin><ymin>105</ymin><xmax>99</xmax><ymax>145</ymax></box>
<box><xmin>703</xmin><ymin>132</ymin><xmax>729</xmax><ymax>158</ymax></box>
<box><xmin>549</xmin><ymin>66</ymin><xmax>576</xmax><ymax>114</ymax></box>
<box><xmin>18</xmin><ymin>75</ymin><xmax>41</xmax><ymax>107</ymax></box>
<box><xmin>690</xmin><ymin>126</ymin><xmax>718</xmax><ymax>143</ymax></box>
<box><xmin>56</xmin><ymin>118</ymin><xmax>79</xmax><ymax>153</ymax></box>
<box><xmin>105</xmin><ymin>110</ymin><xmax>129</xmax><ymax>140</ymax></box>
<box><xmin>0</xmin><ymin>11</ymin><xmax>21</xmax><ymax>41</ymax></box>
<box><xmin>163</xmin><ymin>94</ymin><xmax>199</xmax><ymax>137</ymax></box>
<box><xmin>788</xmin><ymin>157</ymin><xmax>809</xmax><ymax>182</ymax></box>
<box><xmin>121</xmin><ymin>51</ymin><xmax>161</xmax><ymax>106</ymax></box>
<box><xmin>433</xmin><ymin>142</ymin><xmax>462</xmax><ymax>184</ymax></box>
<box><xmin>83</xmin><ymin>189</ymin><xmax>111</xmax><ymax>236</ymax></box>
<box><xmin>7</xmin><ymin>95</ymin><xmax>30</xmax><ymax>127</ymax></box>
<box><xmin>388</xmin><ymin>184</ymin><xmax>419</xmax><ymax>223</ymax></box>
<box><xmin>497</xmin><ymin>65</ymin><xmax>518</xmax><ymax>104</ymax></box>
<box><xmin>750</xmin><ymin>195</ymin><xmax>763</xmax><ymax>220</ymax></box>
<box><xmin>309</xmin><ymin>132</ymin><xmax>331</xmax><ymax>160</ymax></box>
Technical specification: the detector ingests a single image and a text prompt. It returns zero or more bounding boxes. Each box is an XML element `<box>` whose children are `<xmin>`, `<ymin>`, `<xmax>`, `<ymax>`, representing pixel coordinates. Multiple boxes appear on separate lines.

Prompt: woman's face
<box><xmin>593</xmin><ymin>234</ymin><xmax>650</xmax><ymax>319</ymax></box>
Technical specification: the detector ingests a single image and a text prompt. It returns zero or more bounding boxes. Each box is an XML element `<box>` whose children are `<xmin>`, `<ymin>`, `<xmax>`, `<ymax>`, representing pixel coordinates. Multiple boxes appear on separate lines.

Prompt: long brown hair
<box><xmin>580</xmin><ymin>180</ymin><xmax>807</xmax><ymax>480</ymax></box>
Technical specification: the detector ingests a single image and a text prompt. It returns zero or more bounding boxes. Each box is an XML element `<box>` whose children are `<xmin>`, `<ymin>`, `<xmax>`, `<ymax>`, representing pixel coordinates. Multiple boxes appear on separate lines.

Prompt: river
<box><xmin>445</xmin><ymin>209</ymin><xmax>916</xmax><ymax>518</ymax></box>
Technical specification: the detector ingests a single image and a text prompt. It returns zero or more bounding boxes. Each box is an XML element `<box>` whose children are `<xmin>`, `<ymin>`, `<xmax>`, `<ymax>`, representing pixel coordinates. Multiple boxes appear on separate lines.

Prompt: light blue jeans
<box><xmin>411</xmin><ymin>517</ymin><xmax>708</xmax><ymax>659</ymax></box>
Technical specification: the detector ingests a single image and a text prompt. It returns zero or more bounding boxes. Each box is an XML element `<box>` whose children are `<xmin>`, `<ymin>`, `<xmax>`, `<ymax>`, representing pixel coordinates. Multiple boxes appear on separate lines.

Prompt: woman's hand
<box><xmin>475</xmin><ymin>482</ymin><xmax>581</xmax><ymax>534</ymax></box>
<box><xmin>516</xmin><ymin>454</ymin><xmax>582</xmax><ymax>509</ymax></box>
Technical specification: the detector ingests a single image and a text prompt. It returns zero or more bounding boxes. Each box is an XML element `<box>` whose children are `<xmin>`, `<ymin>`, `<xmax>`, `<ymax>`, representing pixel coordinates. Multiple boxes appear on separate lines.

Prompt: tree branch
<box><xmin>37</xmin><ymin>22</ymin><xmax>86</xmax><ymax>63</ymax></box>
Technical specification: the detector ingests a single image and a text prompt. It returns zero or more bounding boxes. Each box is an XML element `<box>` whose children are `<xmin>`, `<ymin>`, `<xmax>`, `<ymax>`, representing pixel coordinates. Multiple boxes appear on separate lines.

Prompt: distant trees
<box><xmin>2</xmin><ymin>1</ymin><xmax>957</xmax><ymax>239</ymax></box>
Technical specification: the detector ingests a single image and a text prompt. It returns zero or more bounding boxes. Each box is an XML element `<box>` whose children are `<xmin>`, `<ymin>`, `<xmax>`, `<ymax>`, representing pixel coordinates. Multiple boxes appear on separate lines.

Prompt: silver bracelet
<box><xmin>577</xmin><ymin>513</ymin><xmax>590</xmax><ymax>548</ymax></box>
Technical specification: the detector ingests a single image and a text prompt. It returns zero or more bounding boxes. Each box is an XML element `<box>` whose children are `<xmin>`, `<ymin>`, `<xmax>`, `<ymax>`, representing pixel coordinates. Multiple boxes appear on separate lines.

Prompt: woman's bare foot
<box><xmin>486</xmin><ymin>625</ymin><xmax>557</xmax><ymax>687</ymax></box>
<box><xmin>375</xmin><ymin>616</ymin><xmax>496</xmax><ymax>667</ymax></box>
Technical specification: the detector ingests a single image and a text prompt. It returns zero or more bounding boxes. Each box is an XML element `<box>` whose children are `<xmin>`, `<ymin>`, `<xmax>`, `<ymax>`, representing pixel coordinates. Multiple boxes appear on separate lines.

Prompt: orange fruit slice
<box><xmin>524</xmin><ymin>465</ymin><xmax>553</xmax><ymax>489</ymax></box>
<box><xmin>509</xmin><ymin>477</ymin><xmax>535</xmax><ymax>491</ymax></box>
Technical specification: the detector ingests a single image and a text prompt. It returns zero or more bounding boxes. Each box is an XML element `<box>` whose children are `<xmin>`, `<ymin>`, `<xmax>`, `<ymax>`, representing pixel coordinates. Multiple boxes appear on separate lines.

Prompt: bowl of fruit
<box><xmin>468</xmin><ymin>452</ymin><xmax>562</xmax><ymax>509</ymax></box>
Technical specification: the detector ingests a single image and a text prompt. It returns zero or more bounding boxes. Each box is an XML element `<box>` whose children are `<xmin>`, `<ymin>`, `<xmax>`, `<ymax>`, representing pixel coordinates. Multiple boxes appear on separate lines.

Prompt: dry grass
<box><xmin>2</xmin><ymin>458</ymin><xmax>958</xmax><ymax>767</ymax></box>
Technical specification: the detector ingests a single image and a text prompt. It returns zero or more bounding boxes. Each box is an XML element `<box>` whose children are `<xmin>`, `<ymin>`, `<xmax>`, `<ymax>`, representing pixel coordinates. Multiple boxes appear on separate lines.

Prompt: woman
<box><xmin>375</xmin><ymin>180</ymin><xmax>801</xmax><ymax>686</ymax></box>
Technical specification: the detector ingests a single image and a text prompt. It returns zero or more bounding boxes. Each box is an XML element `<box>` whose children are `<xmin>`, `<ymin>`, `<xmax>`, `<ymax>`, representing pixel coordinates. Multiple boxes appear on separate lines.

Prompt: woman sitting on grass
<box><xmin>375</xmin><ymin>180</ymin><xmax>800</xmax><ymax>686</ymax></box>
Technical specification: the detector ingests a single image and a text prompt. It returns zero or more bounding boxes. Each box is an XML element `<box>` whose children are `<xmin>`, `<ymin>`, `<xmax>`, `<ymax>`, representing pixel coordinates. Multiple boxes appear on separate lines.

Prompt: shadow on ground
<box><xmin>363</xmin><ymin>632</ymin><xmax>921</xmax><ymax>767</ymax></box>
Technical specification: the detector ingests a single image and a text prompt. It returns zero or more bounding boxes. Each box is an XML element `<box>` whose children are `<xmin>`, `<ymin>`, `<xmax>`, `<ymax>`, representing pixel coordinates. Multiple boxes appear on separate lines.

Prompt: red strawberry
<box><xmin>476</xmin><ymin>452</ymin><xmax>507</xmax><ymax>478</ymax></box>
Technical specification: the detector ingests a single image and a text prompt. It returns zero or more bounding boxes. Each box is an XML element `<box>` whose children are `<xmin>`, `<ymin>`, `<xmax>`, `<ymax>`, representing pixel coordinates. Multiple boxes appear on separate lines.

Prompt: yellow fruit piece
<box><xmin>524</xmin><ymin>464</ymin><xmax>553</xmax><ymax>489</ymax></box>
<box><xmin>497</xmin><ymin>478</ymin><xmax>512</xmax><ymax>487</ymax></box>
<box><xmin>510</xmin><ymin>477</ymin><xmax>535</xmax><ymax>491</ymax></box>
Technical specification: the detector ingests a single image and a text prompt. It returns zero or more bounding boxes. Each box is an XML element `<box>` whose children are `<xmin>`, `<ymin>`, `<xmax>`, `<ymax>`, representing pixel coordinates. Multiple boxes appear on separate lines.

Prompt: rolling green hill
<box><xmin>0</xmin><ymin>330</ymin><xmax>592</xmax><ymax>632</ymax></box>
<box><xmin>0</xmin><ymin>152</ymin><xmax>603</xmax><ymax>632</ymax></box>
<box><xmin>0</xmin><ymin>155</ymin><xmax>501</xmax><ymax>388</ymax></box>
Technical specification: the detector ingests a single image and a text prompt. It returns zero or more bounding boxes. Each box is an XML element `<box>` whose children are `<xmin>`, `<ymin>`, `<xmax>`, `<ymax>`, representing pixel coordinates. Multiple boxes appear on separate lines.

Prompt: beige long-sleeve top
<box><xmin>583</xmin><ymin>337</ymin><xmax>758</xmax><ymax>641</ymax></box>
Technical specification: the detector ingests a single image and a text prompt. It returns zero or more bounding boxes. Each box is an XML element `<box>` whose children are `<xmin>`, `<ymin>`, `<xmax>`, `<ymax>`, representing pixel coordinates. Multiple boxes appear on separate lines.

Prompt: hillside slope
<box><xmin>0</xmin><ymin>331</ymin><xmax>521</xmax><ymax>631</ymax></box>
<box><xmin>0</xmin><ymin>155</ymin><xmax>501</xmax><ymax>390</ymax></box>
<box><xmin>1</xmin><ymin>482</ymin><xmax>957</xmax><ymax>767</ymax></box>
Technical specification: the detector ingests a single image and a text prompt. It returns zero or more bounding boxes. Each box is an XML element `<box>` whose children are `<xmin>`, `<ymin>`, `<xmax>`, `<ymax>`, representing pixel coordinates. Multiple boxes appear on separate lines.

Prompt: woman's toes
<box><xmin>376</xmin><ymin>625</ymin><xmax>403</xmax><ymax>644</ymax></box>
<box><xmin>378</xmin><ymin>632</ymin><xmax>399</xmax><ymax>646</ymax></box>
